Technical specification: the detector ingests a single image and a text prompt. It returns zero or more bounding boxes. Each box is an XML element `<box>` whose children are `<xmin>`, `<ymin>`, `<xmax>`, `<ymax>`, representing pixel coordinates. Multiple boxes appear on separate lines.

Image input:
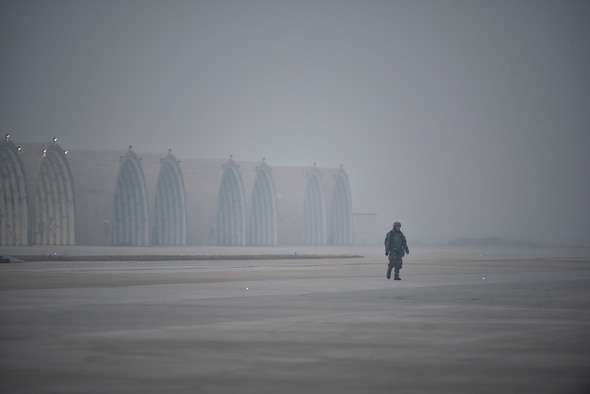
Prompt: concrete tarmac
<box><xmin>1</xmin><ymin>246</ymin><xmax>589</xmax><ymax>393</ymax></box>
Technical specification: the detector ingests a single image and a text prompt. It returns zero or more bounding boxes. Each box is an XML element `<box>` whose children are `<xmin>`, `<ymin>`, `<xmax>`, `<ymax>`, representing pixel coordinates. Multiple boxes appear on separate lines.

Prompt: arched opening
<box><xmin>304</xmin><ymin>167</ymin><xmax>326</xmax><ymax>245</ymax></box>
<box><xmin>31</xmin><ymin>142</ymin><xmax>75</xmax><ymax>245</ymax></box>
<box><xmin>248</xmin><ymin>162</ymin><xmax>277</xmax><ymax>246</ymax></box>
<box><xmin>0</xmin><ymin>137</ymin><xmax>28</xmax><ymax>245</ymax></box>
<box><xmin>217</xmin><ymin>159</ymin><xmax>246</xmax><ymax>246</ymax></box>
<box><xmin>113</xmin><ymin>150</ymin><xmax>148</xmax><ymax>246</ymax></box>
<box><xmin>153</xmin><ymin>152</ymin><xmax>186</xmax><ymax>245</ymax></box>
<box><xmin>330</xmin><ymin>169</ymin><xmax>353</xmax><ymax>245</ymax></box>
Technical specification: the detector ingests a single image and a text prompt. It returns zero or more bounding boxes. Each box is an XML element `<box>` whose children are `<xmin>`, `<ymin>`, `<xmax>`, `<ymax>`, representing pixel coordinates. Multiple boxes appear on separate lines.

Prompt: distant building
<box><xmin>0</xmin><ymin>136</ymin><xmax>353</xmax><ymax>247</ymax></box>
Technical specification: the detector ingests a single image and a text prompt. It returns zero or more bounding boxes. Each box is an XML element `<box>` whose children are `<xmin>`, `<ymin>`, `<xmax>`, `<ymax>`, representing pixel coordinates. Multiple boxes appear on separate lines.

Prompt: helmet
<box><xmin>393</xmin><ymin>222</ymin><xmax>401</xmax><ymax>228</ymax></box>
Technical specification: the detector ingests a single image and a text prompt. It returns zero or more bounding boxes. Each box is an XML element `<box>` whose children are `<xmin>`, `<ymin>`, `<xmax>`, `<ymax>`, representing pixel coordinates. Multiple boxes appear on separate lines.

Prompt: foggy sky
<box><xmin>2</xmin><ymin>0</ymin><xmax>589</xmax><ymax>246</ymax></box>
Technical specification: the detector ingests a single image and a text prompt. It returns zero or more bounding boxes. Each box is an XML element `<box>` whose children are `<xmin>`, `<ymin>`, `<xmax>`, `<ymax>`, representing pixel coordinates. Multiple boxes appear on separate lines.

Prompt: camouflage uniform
<box><xmin>384</xmin><ymin>222</ymin><xmax>409</xmax><ymax>280</ymax></box>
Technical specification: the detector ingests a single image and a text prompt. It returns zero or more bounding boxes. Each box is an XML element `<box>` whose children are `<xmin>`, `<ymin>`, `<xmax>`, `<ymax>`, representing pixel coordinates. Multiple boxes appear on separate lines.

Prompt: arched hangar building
<box><xmin>0</xmin><ymin>136</ymin><xmax>353</xmax><ymax>247</ymax></box>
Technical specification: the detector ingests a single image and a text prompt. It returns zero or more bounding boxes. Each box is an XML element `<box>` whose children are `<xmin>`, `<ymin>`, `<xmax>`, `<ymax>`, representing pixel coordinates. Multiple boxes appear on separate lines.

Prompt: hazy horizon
<box><xmin>2</xmin><ymin>0</ymin><xmax>589</xmax><ymax>247</ymax></box>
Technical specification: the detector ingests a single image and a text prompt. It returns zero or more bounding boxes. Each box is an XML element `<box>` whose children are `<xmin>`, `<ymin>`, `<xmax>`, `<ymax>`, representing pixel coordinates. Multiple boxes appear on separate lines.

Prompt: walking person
<box><xmin>384</xmin><ymin>222</ymin><xmax>409</xmax><ymax>280</ymax></box>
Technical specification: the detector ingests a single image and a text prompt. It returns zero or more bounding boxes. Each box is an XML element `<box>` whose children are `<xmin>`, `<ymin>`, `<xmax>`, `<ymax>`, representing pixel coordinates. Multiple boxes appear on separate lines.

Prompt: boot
<box><xmin>386</xmin><ymin>266</ymin><xmax>393</xmax><ymax>280</ymax></box>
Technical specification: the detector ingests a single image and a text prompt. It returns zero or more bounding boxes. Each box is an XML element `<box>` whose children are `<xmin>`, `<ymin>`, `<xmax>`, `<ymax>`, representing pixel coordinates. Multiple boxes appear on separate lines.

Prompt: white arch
<box><xmin>304</xmin><ymin>167</ymin><xmax>326</xmax><ymax>245</ymax></box>
<box><xmin>217</xmin><ymin>159</ymin><xmax>246</xmax><ymax>246</ymax></box>
<box><xmin>330</xmin><ymin>169</ymin><xmax>353</xmax><ymax>245</ymax></box>
<box><xmin>0</xmin><ymin>137</ymin><xmax>28</xmax><ymax>245</ymax></box>
<box><xmin>248</xmin><ymin>161</ymin><xmax>277</xmax><ymax>246</ymax></box>
<box><xmin>153</xmin><ymin>152</ymin><xmax>186</xmax><ymax>245</ymax></box>
<box><xmin>113</xmin><ymin>149</ymin><xmax>148</xmax><ymax>246</ymax></box>
<box><xmin>31</xmin><ymin>142</ymin><xmax>75</xmax><ymax>245</ymax></box>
